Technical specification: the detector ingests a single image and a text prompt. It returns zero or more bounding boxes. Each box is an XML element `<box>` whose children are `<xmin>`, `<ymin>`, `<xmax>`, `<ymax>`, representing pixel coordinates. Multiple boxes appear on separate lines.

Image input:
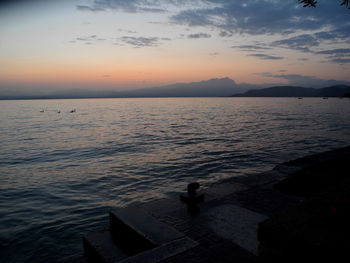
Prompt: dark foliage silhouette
<box><xmin>299</xmin><ymin>0</ymin><xmax>350</xmax><ymax>9</ymax></box>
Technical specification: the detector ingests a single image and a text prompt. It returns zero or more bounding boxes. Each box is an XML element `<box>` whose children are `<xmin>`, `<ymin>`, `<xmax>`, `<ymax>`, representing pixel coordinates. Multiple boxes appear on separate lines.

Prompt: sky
<box><xmin>0</xmin><ymin>0</ymin><xmax>350</xmax><ymax>95</ymax></box>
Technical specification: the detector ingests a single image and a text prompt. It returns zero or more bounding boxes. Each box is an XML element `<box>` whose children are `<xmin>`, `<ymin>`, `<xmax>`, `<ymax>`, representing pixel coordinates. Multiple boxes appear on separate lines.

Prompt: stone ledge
<box><xmin>83</xmin><ymin>229</ymin><xmax>128</xmax><ymax>263</ymax></box>
<box><xmin>110</xmin><ymin>207</ymin><xmax>184</xmax><ymax>246</ymax></box>
<box><xmin>63</xmin><ymin>146</ymin><xmax>350</xmax><ymax>263</ymax></box>
<box><xmin>258</xmin><ymin>146</ymin><xmax>350</xmax><ymax>262</ymax></box>
<box><xmin>119</xmin><ymin>237</ymin><xmax>198</xmax><ymax>263</ymax></box>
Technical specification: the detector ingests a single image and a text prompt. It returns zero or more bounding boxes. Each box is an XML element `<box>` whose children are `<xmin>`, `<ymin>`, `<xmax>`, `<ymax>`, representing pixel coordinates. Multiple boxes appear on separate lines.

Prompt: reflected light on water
<box><xmin>0</xmin><ymin>97</ymin><xmax>349</xmax><ymax>262</ymax></box>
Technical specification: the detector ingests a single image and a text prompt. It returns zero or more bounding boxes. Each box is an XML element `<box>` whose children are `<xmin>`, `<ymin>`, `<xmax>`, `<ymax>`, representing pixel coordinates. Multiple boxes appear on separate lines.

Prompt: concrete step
<box><xmin>118</xmin><ymin>237</ymin><xmax>199</xmax><ymax>263</ymax></box>
<box><xmin>83</xmin><ymin>207</ymin><xmax>198</xmax><ymax>263</ymax></box>
<box><xmin>83</xmin><ymin>229</ymin><xmax>128</xmax><ymax>263</ymax></box>
<box><xmin>109</xmin><ymin>207</ymin><xmax>184</xmax><ymax>247</ymax></box>
<box><xmin>58</xmin><ymin>253</ymin><xmax>87</xmax><ymax>263</ymax></box>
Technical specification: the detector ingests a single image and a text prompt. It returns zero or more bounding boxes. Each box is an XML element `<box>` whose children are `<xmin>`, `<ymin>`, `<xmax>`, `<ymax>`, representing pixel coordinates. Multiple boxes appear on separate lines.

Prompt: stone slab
<box><xmin>273</xmin><ymin>164</ymin><xmax>301</xmax><ymax>175</ymax></box>
<box><xmin>119</xmin><ymin>237</ymin><xmax>198</xmax><ymax>263</ymax></box>
<box><xmin>203</xmin><ymin>182</ymin><xmax>247</xmax><ymax>200</ymax></box>
<box><xmin>58</xmin><ymin>253</ymin><xmax>86</xmax><ymax>263</ymax></box>
<box><xmin>110</xmin><ymin>207</ymin><xmax>184</xmax><ymax>246</ymax></box>
<box><xmin>83</xmin><ymin>230</ymin><xmax>128</xmax><ymax>263</ymax></box>
<box><xmin>73</xmin><ymin>146</ymin><xmax>350</xmax><ymax>263</ymax></box>
<box><xmin>204</xmin><ymin>204</ymin><xmax>268</xmax><ymax>255</ymax></box>
<box><xmin>139</xmin><ymin>196</ymin><xmax>186</xmax><ymax>216</ymax></box>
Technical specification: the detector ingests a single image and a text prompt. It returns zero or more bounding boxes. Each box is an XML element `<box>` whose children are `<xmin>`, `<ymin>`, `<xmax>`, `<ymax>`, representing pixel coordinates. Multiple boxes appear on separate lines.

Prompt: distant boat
<box><xmin>40</xmin><ymin>109</ymin><xmax>44</xmax><ymax>112</ymax></box>
<box><xmin>298</xmin><ymin>97</ymin><xmax>303</xmax><ymax>99</ymax></box>
<box><xmin>70</xmin><ymin>109</ymin><xmax>76</xmax><ymax>113</ymax></box>
<box><xmin>57</xmin><ymin>110</ymin><xmax>61</xmax><ymax>114</ymax></box>
<box><xmin>323</xmin><ymin>97</ymin><xmax>328</xmax><ymax>99</ymax></box>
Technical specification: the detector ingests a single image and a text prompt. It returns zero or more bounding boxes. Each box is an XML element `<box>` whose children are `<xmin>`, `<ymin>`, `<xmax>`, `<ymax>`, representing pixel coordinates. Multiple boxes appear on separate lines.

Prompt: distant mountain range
<box><xmin>0</xmin><ymin>77</ymin><xmax>244</xmax><ymax>99</ymax></box>
<box><xmin>1</xmin><ymin>77</ymin><xmax>350</xmax><ymax>99</ymax></box>
<box><xmin>113</xmin><ymin>77</ymin><xmax>245</xmax><ymax>97</ymax></box>
<box><xmin>232</xmin><ymin>85</ymin><xmax>350</xmax><ymax>97</ymax></box>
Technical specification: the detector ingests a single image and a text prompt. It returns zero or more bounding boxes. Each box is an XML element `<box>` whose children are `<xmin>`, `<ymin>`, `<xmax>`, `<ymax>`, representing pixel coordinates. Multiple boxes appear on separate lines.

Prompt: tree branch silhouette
<box><xmin>299</xmin><ymin>0</ymin><xmax>350</xmax><ymax>9</ymax></box>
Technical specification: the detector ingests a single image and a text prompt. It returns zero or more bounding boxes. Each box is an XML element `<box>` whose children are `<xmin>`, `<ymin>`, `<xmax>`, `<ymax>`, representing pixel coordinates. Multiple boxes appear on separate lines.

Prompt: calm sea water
<box><xmin>0</xmin><ymin>97</ymin><xmax>349</xmax><ymax>262</ymax></box>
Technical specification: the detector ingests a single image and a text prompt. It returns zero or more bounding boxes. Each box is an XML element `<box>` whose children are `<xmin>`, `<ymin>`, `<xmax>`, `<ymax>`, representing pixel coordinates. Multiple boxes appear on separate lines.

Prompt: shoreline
<box><xmin>1</xmin><ymin>96</ymin><xmax>349</xmax><ymax>101</ymax></box>
<box><xmin>62</xmin><ymin>145</ymin><xmax>350</xmax><ymax>262</ymax></box>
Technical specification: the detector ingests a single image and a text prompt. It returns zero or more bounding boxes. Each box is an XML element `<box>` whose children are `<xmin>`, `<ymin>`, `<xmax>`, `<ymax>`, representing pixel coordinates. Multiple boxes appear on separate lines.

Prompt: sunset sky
<box><xmin>1</xmin><ymin>0</ymin><xmax>350</xmax><ymax>95</ymax></box>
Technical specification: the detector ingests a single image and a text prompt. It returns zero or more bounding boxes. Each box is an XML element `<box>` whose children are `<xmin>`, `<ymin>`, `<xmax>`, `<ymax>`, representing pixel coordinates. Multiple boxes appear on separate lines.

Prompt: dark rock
<box><xmin>258</xmin><ymin>146</ymin><xmax>350</xmax><ymax>262</ymax></box>
<box><xmin>274</xmin><ymin>146</ymin><xmax>350</xmax><ymax>197</ymax></box>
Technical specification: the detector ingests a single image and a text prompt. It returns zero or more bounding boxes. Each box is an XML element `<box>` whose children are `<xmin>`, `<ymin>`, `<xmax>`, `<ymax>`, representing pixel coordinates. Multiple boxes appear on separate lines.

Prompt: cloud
<box><xmin>115</xmin><ymin>35</ymin><xmax>170</xmax><ymax>47</ymax></box>
<box><xmin>314</xmin><ymin>31</ymin><xmax>338</xmax><ymax>41</ymax></box>
<box><xmin>77</xmin><ymin>1</ymin><xmax>350</xmax><ymax>40</ymax></box>
<box><xmin>273</xmin><ymin>74</ymin><xmax>323</xmax><ymax>84</ymax></box>
<box><xmin>76</xmin><ymin>5</ymin><xmax>104</xmax><ymax>12</ymax></box>
<box><xmin>248</xmin><ymin>53</ymin><xmax>283</xmax><ymax>60</ymax></box>
<box><xmin>256</xmin><ymin>72</ymin><xmax>350</xmax><ymax>87</ymax></box>
<box><xmin>75</xmin><ymin>0</ymin><xmax>350</xmax><ymax>65</ymax></box>
<box><xmin>329</xmin><ymin>58</ymin><xmax>350</xmax><ymax>64</ymax></box>
<box><xmin>316</xmin><ymin>48</ymin><xmax>350</xmax><ymax>55</ymax></box>
<box><xmin>271</xmin><ymin>32</ymin><xmax>350</xmax><ymax>57</ymax></box>
<box><xmin>232</xmin><ymin>44</ymin><xmax>271</xmax><ymax>51</ymax></box>
<box><xmin>76</xmin><ymin>35</ymin><xmax>97</xmax><ymax>42</ymax></box>
<box><xmin>139</xmin><ymin>7</ymin><xmax>166</xmax><ymax>13</ymax></box>
<box><xmin>219</xmin><ymin>31</ymin><xmax>233</xmax><ymax>37</ymax></box>
<box><xmin>169</xmin><ymin>0</ymin><xmax>350</xmax><ymax>65</ymax></box>
<box><xmin>170</xmin><ymin>9</ymin><xmax>215</xmax><ymax>27</ymax></box>
<box><xmin>76</xmin><ymin>0</ymin><xmax>166</xmax><ymax>13</ymax></box>
<box><xmin>120</xmin><ymin>36</ymin><xmax>159</xmax><ymax>47</ymax></box>
<box><xmin>72</xmin><ymin>34</ymin><xmax>165</xmax><ymax>48</ymax></box>
<box><xmin>316</xmin><ymin>48</ymin><xmax>350</xmax><ymax>64</ymax></box>
<box><xmin>76</xmin><ymin>0</ymin><xmax>216</xmax><ymax>14</ymax></box>
<box><xmin>69</xmin><ymin>35</ymin><xmax>104</xmax><ymax>45</ymax></box>
<box><xmin>232</xmin><ymin>44</ymin><xmax>280</xmax><ymax>61</ymax></box>
<box><xmin>271</xmin><ymin>34</ymin><xmax>319</xmax><ymax>53</ymax></box>
<box><xmin>117</xmin><ymin>28</ymin><xmax>137</xmax><ymax>34</ymax></box>
<box><xmin>187</xmin><ymin>33</ymin><xmax>211</xmax><ymax>39</ymax></box>
<box><xmin>170</xmin><ymin>1</ymin><xmax>350</xmax><ymax>36</ymax></box>
<box><xmin>271</xmin><ymin>37</ymin><xmax>350</xmax><ymax>64</ymax></box>
<box><xmin>76</xmin><ymin>2</ymin><xmax>350</xmax><ymax>47</ymax></box>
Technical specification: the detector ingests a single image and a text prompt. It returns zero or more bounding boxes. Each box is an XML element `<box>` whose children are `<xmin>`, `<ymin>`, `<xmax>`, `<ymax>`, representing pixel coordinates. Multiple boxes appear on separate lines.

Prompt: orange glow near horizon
<box><xmin>1</xmin><ymin>0</ymin><xmax>350</xmax><ymax>94</ymax></box>
<box><xmin>1</xmin><ymin>48</ymin><xmax>349</xmax><ymax>89</ymax></box>
<box><xmin>1</xmin><ymin>45</ymin><xmax>294</xmax><ymax>89</ymax></box>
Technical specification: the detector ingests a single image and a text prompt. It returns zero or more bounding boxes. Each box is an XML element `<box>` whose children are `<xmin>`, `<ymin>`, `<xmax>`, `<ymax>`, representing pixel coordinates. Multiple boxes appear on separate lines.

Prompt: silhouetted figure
<box><xmin>180</xmin><ymin>182</ymin><xmax>204</xmax><ymax>215</ymax></box>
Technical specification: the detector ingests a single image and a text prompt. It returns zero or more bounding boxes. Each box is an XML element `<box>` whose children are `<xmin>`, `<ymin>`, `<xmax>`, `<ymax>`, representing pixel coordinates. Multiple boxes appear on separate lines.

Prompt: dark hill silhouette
<box><xmin>316</xmin><ymin>85</ymin><xmax>350</xmax><ymax>97</ymax></box>
<box><xmin>1</xmin><ymin>79</ymin><xmax>350</xmax><ymax>99</ymax></box>
<box><xmin>115</xmin><ymin>77</ymin><xmax>244</xmax><ymax>97</ymax></box>
<box><xmin>0</xmin><ymin>78</ymin><xmax>244</xmax><ymax>99</ymax></box>
<box><xmin>233</xmin><ymin>85</ymin><xmax>350</xmax><ymax>97</ymax></box>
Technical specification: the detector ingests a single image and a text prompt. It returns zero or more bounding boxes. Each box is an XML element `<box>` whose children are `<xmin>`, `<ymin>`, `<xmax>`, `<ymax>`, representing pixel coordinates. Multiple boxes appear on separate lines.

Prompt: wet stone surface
<box><xmin>63</xmin><ymin>146</ymin><xmax>350</xmax><ymax>263</ymax></box>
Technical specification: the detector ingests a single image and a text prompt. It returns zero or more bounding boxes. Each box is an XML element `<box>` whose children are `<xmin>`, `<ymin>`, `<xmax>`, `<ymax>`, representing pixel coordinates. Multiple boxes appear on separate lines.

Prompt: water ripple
<box><xmin>0</xmin><ymin>98</ymin><xmax>349</xmax><ymax>263</ymax></box>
